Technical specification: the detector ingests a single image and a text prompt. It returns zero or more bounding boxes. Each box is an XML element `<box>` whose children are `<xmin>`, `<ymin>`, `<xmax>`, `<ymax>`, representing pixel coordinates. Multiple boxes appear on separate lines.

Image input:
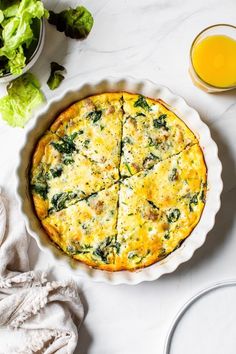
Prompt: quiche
<box><xmin>30</xmin><ymin>92</ymin><xmax>207</xmax><ymax>271</ymax></box>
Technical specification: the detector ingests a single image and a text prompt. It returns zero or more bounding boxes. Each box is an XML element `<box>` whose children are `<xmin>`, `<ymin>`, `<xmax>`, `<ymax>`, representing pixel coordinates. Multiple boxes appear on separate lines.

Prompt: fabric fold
<box><xmin>0</xmin><ymin>189</ymin><xmax>84</xmax><ymax>354</ymax></box>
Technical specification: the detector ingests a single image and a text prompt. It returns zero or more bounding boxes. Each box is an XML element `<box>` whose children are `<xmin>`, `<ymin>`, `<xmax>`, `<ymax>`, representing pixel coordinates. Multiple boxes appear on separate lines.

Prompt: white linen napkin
<box><xmin>0</xmin><ymin>189</ymin><xmax>84</xmax><ymax>354</ymax></box>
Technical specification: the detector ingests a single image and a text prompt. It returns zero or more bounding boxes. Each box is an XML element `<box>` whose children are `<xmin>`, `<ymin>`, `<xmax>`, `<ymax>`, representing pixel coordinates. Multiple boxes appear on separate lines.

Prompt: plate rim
<box><xmin>15</xmin><ymin>76</ymin><xmax>223</xmax><ymax>285</ymax></box>
<box><xmin>164</xmin><ymin>279</ymin><xmax>236</xmax><ymax>354</ymax></box>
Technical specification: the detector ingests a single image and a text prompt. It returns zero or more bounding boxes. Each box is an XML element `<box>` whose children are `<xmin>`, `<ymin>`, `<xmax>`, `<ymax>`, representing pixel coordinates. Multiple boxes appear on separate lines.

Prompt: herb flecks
<box><xmin>128</xmin><ymin>250</ymin><xmax>150</xmax><ymax>264</ymax></box>
<box><xmin>158</xmin><ymin>247</ymin><xmax>167</xmax><ymax>259</ymax></box>
<box><xmin>164</xmin><ymin>232</ymin><xmax>170</xmax><ymax>240</ymax></box>
<box><xmin>147</xmin><ymin>137</ymin><xmax>160</xmax><ymax>147</ymax></box>
<box><xmin>136</xmin><ymin>112</ymin><xmax>146</xmax><ymax>117</ymax></box>
<box><xmin>67</xmin><ymin>243</ymin><xmax>92</xmax><ymax>255</ymax></box>
<box><xmin>200</xmin><ymin>182</ymin><xmax>207</xmax><ymax>203</ymax></box>
<box><xmin>147</xmin><ymin>200</ymin><xmax>159</xmax><ymax>210</ymax></box>
<box><xmin>124</xmin><ymin>162</ymin><xmax>132</xmax><ymax>176</ymax></box>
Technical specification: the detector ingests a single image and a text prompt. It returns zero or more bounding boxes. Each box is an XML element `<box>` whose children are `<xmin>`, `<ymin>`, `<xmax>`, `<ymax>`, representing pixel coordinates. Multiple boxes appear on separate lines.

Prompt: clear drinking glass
<box><xmin>189</xmin><ymin>24</ymin><xmax>236</xmax><ymax>93</ymax></box>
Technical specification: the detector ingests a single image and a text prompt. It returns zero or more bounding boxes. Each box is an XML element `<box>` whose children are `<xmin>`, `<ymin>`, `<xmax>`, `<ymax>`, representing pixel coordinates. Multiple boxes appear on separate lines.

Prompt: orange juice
<box><xmin>191</xmin><ymin>35</ymin><xmax>236</xmax><ymax>88</ymax></box>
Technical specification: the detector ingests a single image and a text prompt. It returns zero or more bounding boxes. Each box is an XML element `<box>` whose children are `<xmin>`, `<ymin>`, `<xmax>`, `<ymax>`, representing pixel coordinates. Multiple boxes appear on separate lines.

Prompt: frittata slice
<box><xmin>50</xmin><ymin>93</ymin><xmax>123</xmax><ymax>167</ymax></box>
<box><xmin>42</xmin><ymin>184</ymin><xmax>120</xmax><ymax>271</ymax></box>
<box><xmin>116</xmin><ymin>144</ymin><xmax>207</xmax><ymax>270</ymax></box>
<box><xmin>30</xmin><ymin>131</ymin><xmax>119</xmax><ymax>219</ymax></box>
<box><xmin>120</xmin><ymin>92</ymin><xmax>197</xmax><ymax>177</ymax></box>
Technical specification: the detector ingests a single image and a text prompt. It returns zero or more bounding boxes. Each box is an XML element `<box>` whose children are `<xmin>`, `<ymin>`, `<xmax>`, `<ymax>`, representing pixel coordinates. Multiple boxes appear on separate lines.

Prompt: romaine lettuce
<box><xmin>0</xmin><ymin>0</ymin><xmax>48</xmax><ymax>76</ymax></box>
<box><xmin>0</xmin><ymin>72</ymin><xmax>45</xmax><ymax>127</ymax></box>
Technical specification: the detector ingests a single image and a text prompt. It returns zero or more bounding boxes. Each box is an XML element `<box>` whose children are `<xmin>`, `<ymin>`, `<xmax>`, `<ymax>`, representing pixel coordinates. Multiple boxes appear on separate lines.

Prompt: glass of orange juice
<box><xmin>189</xmin><ymin>24</ymin><xmax>236</xmax><ymax>93</ymax></box>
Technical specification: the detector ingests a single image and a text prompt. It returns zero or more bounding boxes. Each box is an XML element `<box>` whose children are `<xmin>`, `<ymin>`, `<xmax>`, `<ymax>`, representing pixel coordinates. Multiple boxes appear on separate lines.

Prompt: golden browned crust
<box><xmin>49</xmin><ymin>101</ymin><xmax>82</xmax><ymax>132</ymax></box>
<box><xmin>50</xmin><ymin>92</ymin><xmax>123</xmax><ymax>133</ymax></box>
<box><xmin>32</xmin><ymin>132</ymin><xmax>56</xmax><ymax>169</ymax></box>
<box><xmin>32</xmin><ymin>194</ymin><xmax>49</xmax><ymax>220</ymax></box>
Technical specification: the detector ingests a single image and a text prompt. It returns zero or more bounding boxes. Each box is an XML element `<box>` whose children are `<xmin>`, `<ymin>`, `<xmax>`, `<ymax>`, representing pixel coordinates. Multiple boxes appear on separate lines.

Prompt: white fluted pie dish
<box><xmin>15</xmin><ymin>77</ymin><xmax>223</xmax><ymax>285</ymax></box>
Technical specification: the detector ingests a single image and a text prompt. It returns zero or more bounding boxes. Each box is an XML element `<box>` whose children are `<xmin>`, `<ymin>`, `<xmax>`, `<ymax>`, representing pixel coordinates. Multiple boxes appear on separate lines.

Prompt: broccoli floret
<box><xmin>48</xmin><ymin>6</ymin><xmax>94</xmax><ymax>39</ymax></box>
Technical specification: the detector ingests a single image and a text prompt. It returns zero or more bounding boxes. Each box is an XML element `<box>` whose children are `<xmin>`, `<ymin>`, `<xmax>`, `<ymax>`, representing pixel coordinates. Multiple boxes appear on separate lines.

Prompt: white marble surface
<box><xmin>0</xmin><ymin>0</ymin><xmax>236</xmax><ymax>353</ymax></box>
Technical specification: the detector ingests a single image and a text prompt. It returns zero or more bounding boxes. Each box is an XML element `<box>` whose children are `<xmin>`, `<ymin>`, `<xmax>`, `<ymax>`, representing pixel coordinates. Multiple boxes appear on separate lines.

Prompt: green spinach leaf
<box><xmin>135</xmin><ymin>112</ymin><xmax>146</xmax><ymax>117</ymax></box>
<box><xmin>147</xmin><ymin>200</ymin><xmax>159</xmax><ymax>210</ymax></box>
<box><xmin>168</xmin><ymin>168</ymin><xmax>178</xmax><ymax>181</ymax></box>
<box><xmin>62</xmin><ymin>155</ymin><xmax>74</xmax><ymax>165</ymax></box>
<box><xmin>153</xmin><ymin>114</ymin><xmax>168</xmax><ymax>129</ymax></box>
<box><xmin>67</xmin><ymin>243</ymin><xmax>92</xmax><ymax>255</ymax></box>
<box><xmin>50</xmin><ymin>165</ymin><xmax>63</xmax><ymax>178</ymax></box>
<box><xmin>134</xmin><ymin>96</ymin><xmax>151</xmax><ymax>111</ymax></box>
<box><xmin>50</xmin><ymin>191</ymin><xmax>78</xmax><ymax>212</ymax></box>
<box><xmin>167</xmin><ymin>208</ymin><xmax>181</xmax><ymax>223</ymax></box>
<box><xmin>87</xmin><ymin>110</ymin><xmax>102</xmax><ymax>123</ymax></box>
<box><xmin>51</xmin><ymin>133</ymin><xmax>77</xmax><ymax>155</ymax></box>
<box><xmin>189</xmin><ymin>194</ymin><xmax>198</xmax><ymax>211</ymax></box>
<box><xmin>32</xmin><ymin>184</ymin><xmax>48</xmax><ymax>200</ymax></box>
<box><xmin>143</xmin><ymin>153</ymin><xmax>159</xmax><ymax>168</ymax></box>
<box><xmin>93</xmin><ymin>236</ymin><xmax>121</xmax><ymax>264</ymax></box>
<box><xmin>31</xmin><ymin>167</ymin><xmax>50</xmax><ymax>199</ymax></box>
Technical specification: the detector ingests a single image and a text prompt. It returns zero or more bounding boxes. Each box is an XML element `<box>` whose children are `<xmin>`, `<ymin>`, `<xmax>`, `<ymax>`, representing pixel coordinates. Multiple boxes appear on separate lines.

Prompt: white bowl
<box><xmin>0</xmin><ymin>19</ymin><xmax>45</xmax><ymax>84</ymax></box>
<box><xmin>15</xmin><ymin>77</ymin><xmax>223</xmax><ymax>285</ymax></box>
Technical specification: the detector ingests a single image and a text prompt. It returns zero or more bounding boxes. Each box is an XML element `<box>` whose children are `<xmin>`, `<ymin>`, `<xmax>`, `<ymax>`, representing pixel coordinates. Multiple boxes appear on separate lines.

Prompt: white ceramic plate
<box><xmin>164</xmin><ymin>280</ymin><xmax>236</xmax><ymax>354</ymax></box>
<box><xmin>15</xmin><ymin>77</ymin><xmax>223</xmax><ymax>285</ymax></box>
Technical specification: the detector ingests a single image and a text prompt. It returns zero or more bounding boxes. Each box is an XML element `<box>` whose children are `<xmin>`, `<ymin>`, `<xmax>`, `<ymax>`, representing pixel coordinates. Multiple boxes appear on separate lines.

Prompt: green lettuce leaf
<box><xmin>47</xmin><ymin>61</ymin><xmax>66</xmax><ymax>90</ymax></box>
<box><xmin>48</xmin><ymin>6</ymin><xmax>94</xmax><ymax>39</ymax></box>
<box><xmin>0</xmin><ymin>72</ymin><xmax>45</xmax><ymax>127</ymax></box>
<box><xmin>8</xmin><ymin>45</ymin><xmax>26</xmax><ymax>75</ymax></box>
<box><xmin>0</xmin><ymin>0</ymin><xmax>48</xmax><ymax>76</ymax></box>
<box><xmin>1</xmin><ymin>1</ymin><xmax>19</xmax><ymax>18</ymax></box>
<box><xmin>0</xmin><ymin>10</ymin><xmax>4</xmax><ymax>23</ymax></box>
